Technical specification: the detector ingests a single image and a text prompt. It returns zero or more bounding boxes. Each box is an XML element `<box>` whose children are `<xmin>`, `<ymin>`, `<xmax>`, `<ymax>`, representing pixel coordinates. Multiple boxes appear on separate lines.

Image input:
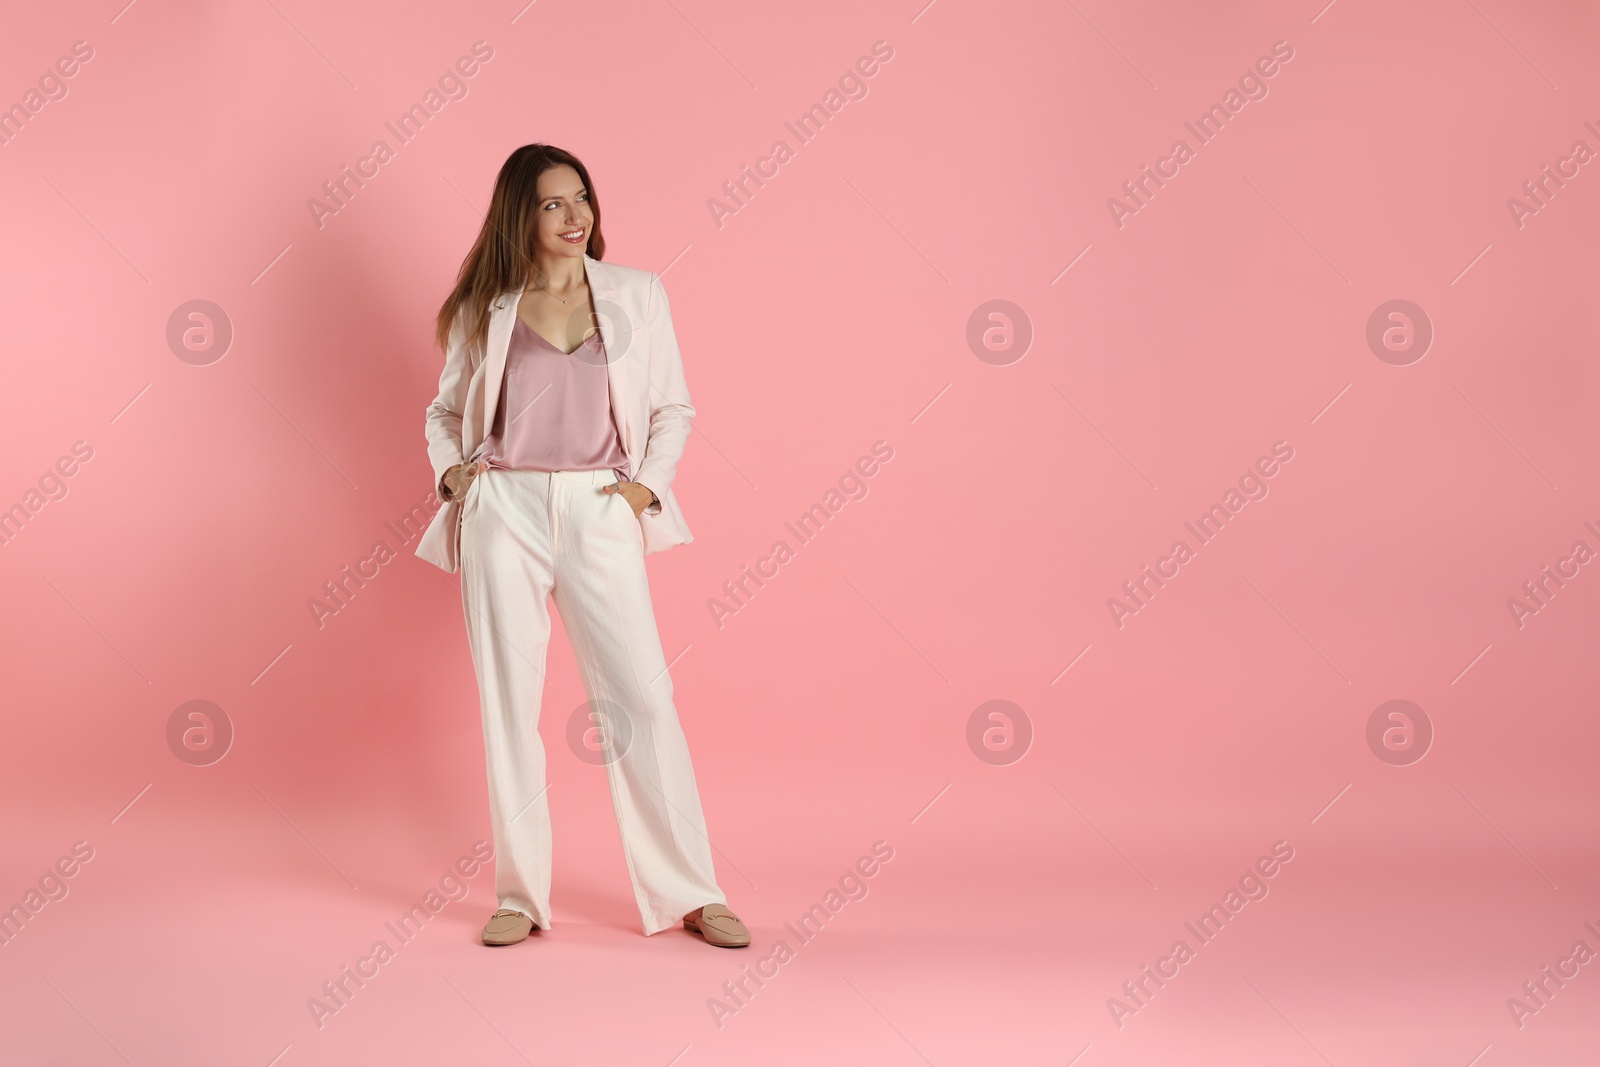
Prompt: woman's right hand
<box><xmin>442</xmin><ymin>461</ymin><xmax>481</xmax><ymax>502</ymax></box>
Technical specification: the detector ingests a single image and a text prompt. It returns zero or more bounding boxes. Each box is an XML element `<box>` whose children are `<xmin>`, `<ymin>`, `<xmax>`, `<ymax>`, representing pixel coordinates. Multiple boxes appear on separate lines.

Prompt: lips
<box><xmin>559</xmin><ymin>228</ymin><xmax>586</xmax><ymax>244</ymax></box>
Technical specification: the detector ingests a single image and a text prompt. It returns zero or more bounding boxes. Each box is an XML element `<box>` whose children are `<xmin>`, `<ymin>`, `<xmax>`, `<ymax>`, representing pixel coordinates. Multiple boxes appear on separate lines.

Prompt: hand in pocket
<box><xmin>603</xmin><ymin>479</ymin><xmax>653</xmax><ymax>518</ymax></box>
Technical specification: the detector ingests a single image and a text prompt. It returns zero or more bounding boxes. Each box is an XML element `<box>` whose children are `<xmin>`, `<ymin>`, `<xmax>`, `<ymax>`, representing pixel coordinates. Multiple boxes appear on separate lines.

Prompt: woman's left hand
<box><xmin>605</xmin><ymin>480</ymin><xmax>655</xmax><ymax>518</ymax></box>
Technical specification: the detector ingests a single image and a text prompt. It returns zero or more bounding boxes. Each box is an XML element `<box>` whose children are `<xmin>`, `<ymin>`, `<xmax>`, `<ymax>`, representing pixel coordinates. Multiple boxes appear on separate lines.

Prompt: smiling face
<box><xmin>532</xmin><ymin>164</ymin><xmax>593</xmax><ymax>260</ymax></box>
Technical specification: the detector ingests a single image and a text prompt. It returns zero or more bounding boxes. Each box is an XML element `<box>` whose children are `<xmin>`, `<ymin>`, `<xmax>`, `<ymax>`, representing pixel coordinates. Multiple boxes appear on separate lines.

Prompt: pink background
<box><xmin>3</xmin><ymin>1</ymin><xmax>1599</xmax><ymax>1064</ymax></box>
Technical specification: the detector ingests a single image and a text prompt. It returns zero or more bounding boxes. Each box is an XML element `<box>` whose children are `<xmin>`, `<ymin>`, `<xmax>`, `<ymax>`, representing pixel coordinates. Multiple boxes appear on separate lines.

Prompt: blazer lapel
<box><xmin>586</xmin><ymin>256</ymin><xmax>636</xmax><ymax>467</ymax></box>
<box><xmin>480</xmin><ymin>287</ymin><xmax>521</xmax><ymax>451</ymax></box>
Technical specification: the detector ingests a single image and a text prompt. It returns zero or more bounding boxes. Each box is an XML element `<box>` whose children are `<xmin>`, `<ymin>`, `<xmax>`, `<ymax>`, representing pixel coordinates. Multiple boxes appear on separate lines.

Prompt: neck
<box><xmin>529</xmin><ymin>252</ymin><xmax>585</xmax><ymax>292</ymax></box>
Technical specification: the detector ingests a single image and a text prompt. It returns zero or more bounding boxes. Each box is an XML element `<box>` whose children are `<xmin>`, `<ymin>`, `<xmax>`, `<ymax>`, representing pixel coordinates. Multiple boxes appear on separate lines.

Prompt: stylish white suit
<box><xmin>418</xmin><ymin>255</ymin><xmax>725</xmax><ymax>936</ymax></box>
<box><xmin>416</xmin><ymin>253</ymin><xmax>695</xmax><ymax>572</ymax></box>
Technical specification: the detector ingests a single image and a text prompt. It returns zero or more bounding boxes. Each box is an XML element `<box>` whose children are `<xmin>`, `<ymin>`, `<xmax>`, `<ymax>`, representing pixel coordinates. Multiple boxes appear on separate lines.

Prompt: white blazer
<box><xmin>415</xmin><ymin>254</ymin><xmax>695</xmax><ymax>572</ymax></box>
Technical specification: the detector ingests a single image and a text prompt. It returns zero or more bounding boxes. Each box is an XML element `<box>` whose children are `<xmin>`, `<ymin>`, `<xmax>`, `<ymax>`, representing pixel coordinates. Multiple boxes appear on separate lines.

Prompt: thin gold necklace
<box><xmin>532</xmin><ymin>276</ymin><xmax>584</xmax><ymax>305</ymax></box>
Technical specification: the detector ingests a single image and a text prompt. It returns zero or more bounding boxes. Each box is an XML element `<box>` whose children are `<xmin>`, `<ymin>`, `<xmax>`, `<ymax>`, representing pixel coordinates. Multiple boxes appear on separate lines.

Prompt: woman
<box><xmin>414</xmin><ymin>144</ymin><xmax>748</xmax><ymax>949</ymax></box>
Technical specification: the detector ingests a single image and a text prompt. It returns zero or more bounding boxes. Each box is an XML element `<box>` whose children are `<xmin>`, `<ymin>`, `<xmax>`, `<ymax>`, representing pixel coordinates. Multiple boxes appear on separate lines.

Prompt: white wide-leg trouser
<box><xmin>457</xmin><ymin>466</ymin><xmax>725</xmax><ymax>936</ymax></box>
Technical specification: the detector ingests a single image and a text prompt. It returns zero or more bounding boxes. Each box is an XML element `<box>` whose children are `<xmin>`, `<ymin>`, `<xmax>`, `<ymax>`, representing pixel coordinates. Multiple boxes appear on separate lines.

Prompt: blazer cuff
<box><xmin>634</xmin><ymin>459</ymin><xmax>674</xmax><ymax>503</ymax></box>
<box><xmin>430</xmin><ymin>453</ymin><xmax>463</xmax><ymax>501</ymax></box>
<box><xmin>637</xmin><ymin>481</ymin><xmax>662</xmax><ymax>516</ymax></box>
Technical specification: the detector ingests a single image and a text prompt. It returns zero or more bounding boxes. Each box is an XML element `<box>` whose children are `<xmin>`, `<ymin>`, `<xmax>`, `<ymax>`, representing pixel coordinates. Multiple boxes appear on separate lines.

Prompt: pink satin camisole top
<box><xmin>474</xmin><ymin>316</ymin><xmax>630</xmax><ymax>478</ymax></box>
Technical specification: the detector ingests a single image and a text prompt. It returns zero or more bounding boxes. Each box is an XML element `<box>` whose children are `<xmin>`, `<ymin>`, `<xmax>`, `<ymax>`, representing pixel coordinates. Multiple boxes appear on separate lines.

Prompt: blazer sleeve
<box><xmin>424</xmin><ymin>309</ymin><xmax>473</xmax><ymax>499</ymax></box>
<box><xmin>632</xmin><ymin>272</ymin><xmax>696</xmax><ymax>516</ymax></box>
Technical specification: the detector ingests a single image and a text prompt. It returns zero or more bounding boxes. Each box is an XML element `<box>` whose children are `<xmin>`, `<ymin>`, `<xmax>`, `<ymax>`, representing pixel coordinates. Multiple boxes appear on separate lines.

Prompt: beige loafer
<box><xmin>481</xmin><ymin>909</ymin><xmax>534</xmax><ymax>946</ymax></box>
<box><xmin>683</xmin><ymin>903</ymin><xmax>750</xmax><ymax>948</ymax></box>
